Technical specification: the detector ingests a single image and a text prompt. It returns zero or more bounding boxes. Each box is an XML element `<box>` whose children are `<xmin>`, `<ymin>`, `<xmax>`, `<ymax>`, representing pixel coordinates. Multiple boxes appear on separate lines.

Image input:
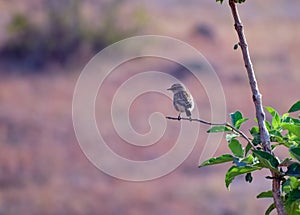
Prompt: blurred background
<box><xmin>0</xmin><ymin>0</ymin><xmax>299</xmax><ymax>214</ymax></box>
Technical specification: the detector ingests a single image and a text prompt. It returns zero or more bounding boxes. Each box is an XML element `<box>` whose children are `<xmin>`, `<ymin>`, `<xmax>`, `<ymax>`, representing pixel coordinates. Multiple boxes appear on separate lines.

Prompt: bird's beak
<box><xmin>167</xmin><ymin>87</ymin><xmax>172</xmax><ymax>91</ymax></box>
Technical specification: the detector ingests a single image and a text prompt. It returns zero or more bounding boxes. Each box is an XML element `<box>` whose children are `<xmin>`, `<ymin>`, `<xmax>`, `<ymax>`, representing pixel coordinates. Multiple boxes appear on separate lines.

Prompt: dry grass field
<box><xmin>0</xmin><ymin>0</ymin><xmax>299</xmax><ymax>214</ymax></box>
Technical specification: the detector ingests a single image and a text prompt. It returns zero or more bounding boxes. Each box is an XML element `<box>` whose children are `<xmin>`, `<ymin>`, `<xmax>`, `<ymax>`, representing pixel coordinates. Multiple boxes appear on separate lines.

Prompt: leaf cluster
<box><xmin>199</xmin><ymin>100</ymin><xmax>300</xmax><ymax>214</ymax></box>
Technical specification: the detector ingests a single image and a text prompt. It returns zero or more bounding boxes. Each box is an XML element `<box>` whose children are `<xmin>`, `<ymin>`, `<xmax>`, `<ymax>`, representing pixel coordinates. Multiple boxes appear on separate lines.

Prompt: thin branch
<box><xmin>228</xmin><ymin>1</ymin><xmax>286</xmax><ymax>214</ymax></box>
<box><xmin>166</xmin><ymin>116</ymin><xmax>255</xmax><ymax>149</ymax></box>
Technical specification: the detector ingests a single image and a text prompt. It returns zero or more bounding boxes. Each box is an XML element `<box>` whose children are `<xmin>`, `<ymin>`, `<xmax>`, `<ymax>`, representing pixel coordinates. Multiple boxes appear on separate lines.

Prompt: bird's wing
<box><xmin>175</xmin><ymin>91</ymin><xmax>193</xmax><ymax>108</ymax></box>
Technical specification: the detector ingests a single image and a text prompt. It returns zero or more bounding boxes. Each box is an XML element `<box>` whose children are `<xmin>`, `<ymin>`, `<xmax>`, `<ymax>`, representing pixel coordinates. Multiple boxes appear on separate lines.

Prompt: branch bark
<box><xmin>228</xmin><ymin>0</ymin><xmax>270</xmax><ymax>152</ymax></box>
<box><xmin>228</xmin><ymin>1</ymin><xmax>286</xmax><ymax>214</ymax></box>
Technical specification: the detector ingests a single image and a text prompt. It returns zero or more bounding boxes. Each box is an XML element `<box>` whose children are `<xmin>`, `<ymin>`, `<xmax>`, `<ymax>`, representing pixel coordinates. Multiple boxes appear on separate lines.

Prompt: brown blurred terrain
<box><xmin>0</xmin><ymin>0</ymin><xmax>299</xmax><ymax>214</ymax></box>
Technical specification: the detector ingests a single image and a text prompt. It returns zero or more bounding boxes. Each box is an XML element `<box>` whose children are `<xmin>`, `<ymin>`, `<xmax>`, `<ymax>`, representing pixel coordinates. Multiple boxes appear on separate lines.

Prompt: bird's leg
<box><xmin>177</xmin><ymin>113</ymin><xmax>181</xmax><ymax>121</ymax></box>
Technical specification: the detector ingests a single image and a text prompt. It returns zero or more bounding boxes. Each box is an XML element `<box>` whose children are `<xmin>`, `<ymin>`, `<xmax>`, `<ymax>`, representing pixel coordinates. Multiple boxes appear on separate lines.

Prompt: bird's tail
<box><xmin>185</xmin><ymin>109</ymin><xmax>191</xmax><ymax>118</ymax></box>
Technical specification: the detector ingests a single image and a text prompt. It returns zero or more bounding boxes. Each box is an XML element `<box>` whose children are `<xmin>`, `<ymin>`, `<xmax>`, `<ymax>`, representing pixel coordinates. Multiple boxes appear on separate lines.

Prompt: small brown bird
<box><xmin>167</xmin><ymin>83</ymin><xmax>194</xmax><ymax>120</ymax></box>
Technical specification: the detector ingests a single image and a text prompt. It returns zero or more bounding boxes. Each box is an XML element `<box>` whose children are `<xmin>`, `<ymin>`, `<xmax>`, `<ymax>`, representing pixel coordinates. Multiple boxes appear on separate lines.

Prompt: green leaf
<box><xmin>282</xmin><ymin>177</ymin><xmax>299</xmax><ymax>193</ymax></box>
<box><xmin>283</xmin><ymin>116</ymin><xmax>300</xmax><ymax>125</ymax></box>
<box><xmin>233</xmin><ymin>158</ymin><xmax>247</xmax><ymax>167</ymax></box>
<box><xmin>286</xmin><ymin>163</ymin><xmax>300</xmax><ymax>177</ymax></box>
<box><xmin>241</xmin><ymin>154</ymin><xmax>255</xmax><ymax>165</ymax></box>
<box><xmin>234</xmin><ymin>155</ymin><xmax>256</xmax><ymax>167</ymax></box>
<box><xmin>285</xmin><ymin>188</ymin><xmax>300</xmax><ymax>215</ymax></box>
<box><xmin>250</xmin><ymin>126</ymin><xmax>259</xmax><ymax>134</ymax></box>
<box><xmin>265</xmin><ymin>106</ymin><xmax>281</xmax><ymax>129</ymax></box>
<box><xmin>233</xmin><ymin>43</ymin><xmax>239</xmax><ymax>50</ymax></box>
<box><xmin>250</xmin><ymin>126</ymin><xmax>261</xmax><ymax>145</ymax></box>
<box><xmin>289</xmin><ymin>189</ymin><xmax>300</xmax><ymax>201</ymax></box>
<box><xmin>245</xmin><ymin>143</ymin><xmax>252</xmax><ymax>156</ymax></box>
<box><xmin>256</xmin><ymin>190</ymin><xmax>273</xmax><ymax>199</ymax></box>
<box><xmin>290</xmin><ymin>148</ymin><xmax>300</xmax><ymax>162</ymax></box>
<box><xmin>289</xmin><ymin>100</ymin><xmax>300</xmax><ymax>113</ymax></box>
<box><xmin>282</xmin><ymin>112</ymin><xmax>290</xmax><ymax>120</ymax></box>
<box><xmin>245</xmin><ymin>172</ymin><xmax>253</xmax><ymax>183</ymax></box>
<box><xmin>216</xmin><ymin>0</ymin><xmax>224</xmax><ymax>3</ymax></box>
<box><xmin>226</xmin><ymin>133</ymin><xmax>240</xmax><ymax>142</ymax></box>
<box><xmin>225</xmin><ymin>166</ymin><xmax>261</xmax><ymax>189</ymax></box>
<box><xmin>289</xmin><ymin>176</ymin><xmax>299</xmax><ymax>189</ymax></box>
<box><xmin>282</xmin><ymin>115</ymin><xmax>300</xmax><ymax>125</ymax></box>
<box><xmin>230</xmin><ymin>111</ymin><xmax>242</xmax><ymax>128</ymax></box>
<box><xmin>229</xmin><ymin>139</ymin><xmax>244</xmax><ymax>157</ymax></box>
<box><xmin>199</xmin><ymin>154</ymin><xmax>235</xmax><ymax>168</ymax></box>
<box><xmin>282</xmin><ymin>123</ymin><xmax>300</xmax><ymax>138</ymax></box>
<box><xmin>265</xmin><ymin>120</ymin><xmax>272</xmax><ymax>131</ymax></box>
<box><xmin>252</xmin><ymin>150</ymin><xmax>280</xmax><ymax>173</ymax></box>
<box><xmin>286</xmin><ymin>200</ymin><xmax>300</xmax><ymax>215</ymax></box>
<box><xmin>235</xmin><ymin>118</ymin><xmax>249</xmax><ymax>129</ymax></box>
<box><xmin>269</xmin><ymin>129</ymin><xmax>283</xmax><ymax>142</ymax></box>
<box><xmin>265</xmin><ymin>203</ymin><xmax>275</xmax><ymax>215</ymax></box>
<box><xmin>207</xmin><ymin>126</ymin><xmax>231</xmax><ymax>133</ymax></box>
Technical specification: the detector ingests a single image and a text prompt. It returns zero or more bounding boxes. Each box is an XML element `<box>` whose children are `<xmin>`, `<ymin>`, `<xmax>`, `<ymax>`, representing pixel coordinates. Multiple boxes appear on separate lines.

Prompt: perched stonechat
<box><xmin>167</xmin><ymin>83</ymin><xmax>194</xmax><ymax>120</ymax></box>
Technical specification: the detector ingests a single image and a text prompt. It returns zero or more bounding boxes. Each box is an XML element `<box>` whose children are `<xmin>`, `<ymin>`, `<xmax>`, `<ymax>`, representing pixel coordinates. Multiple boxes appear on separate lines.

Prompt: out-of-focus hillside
<box><xmin>0</xmin><ymin>0</ymin><xmax>299</xmax><ymax>214</ymax></box>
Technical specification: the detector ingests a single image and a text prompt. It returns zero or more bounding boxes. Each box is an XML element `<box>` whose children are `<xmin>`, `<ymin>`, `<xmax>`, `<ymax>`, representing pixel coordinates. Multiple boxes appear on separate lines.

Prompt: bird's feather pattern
<box><xmin>174</xmin><ymin>91</ymin><xmax>193</xmax><ymax>108</ymax></box>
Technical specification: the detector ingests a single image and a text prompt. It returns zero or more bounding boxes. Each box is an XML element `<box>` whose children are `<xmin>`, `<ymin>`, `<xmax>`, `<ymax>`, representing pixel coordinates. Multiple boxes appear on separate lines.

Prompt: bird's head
<box><xmin>167</xmin><ymin>83</ymin><xmax>185</xmax><ymax>93</ymax></box>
